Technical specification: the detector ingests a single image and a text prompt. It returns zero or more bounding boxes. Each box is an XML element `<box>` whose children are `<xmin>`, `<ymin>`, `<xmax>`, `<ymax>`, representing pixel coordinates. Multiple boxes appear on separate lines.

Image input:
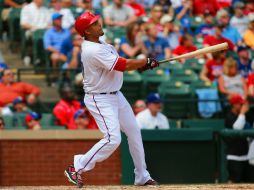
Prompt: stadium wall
<box><xmin>0</xmin><ymin>130</ymin><xmax>121</xmax><ymax>186</ymax></box>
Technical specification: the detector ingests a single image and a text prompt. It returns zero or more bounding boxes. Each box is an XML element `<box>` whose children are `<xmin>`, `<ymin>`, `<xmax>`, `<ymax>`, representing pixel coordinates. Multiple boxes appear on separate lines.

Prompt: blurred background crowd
<box><xmin>1</xmin><ymin>0</ymin><xmax>254</xmax><ymax>183</ymax></box>
<box><xmin>0</xmin><ymin>0</ymin><xmax>254</xmax><ymax>130</ymax></box>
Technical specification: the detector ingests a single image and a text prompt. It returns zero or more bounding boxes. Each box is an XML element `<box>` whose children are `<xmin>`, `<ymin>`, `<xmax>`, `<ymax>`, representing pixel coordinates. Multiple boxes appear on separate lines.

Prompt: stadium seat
<box><xmin>7</xmin><ymin>8</ymin><xmax>21</xmax><ymax>43</ymax></box>
<box><xmin>171</xmin><ymin>69</ymin><xmax>198</xmax><ymax>84</ymax></box>
<box><xmin>160</xmin><ymin>60</ymin><xmax>183</xmax><ymax>73</ymax></box>
<box><xmin>121</xmin><ymin>70</ymin><xmax>143</xmax><ymax>103</ymax></box>
<box><xmin>159</xmin><ymin>81</ymin><xmax>192</xmax><ymax>118</ymax></box>
<box><xmin>32</xmin><ymin>29</ymin><xmax>47</xmax><ymax>67</ymax></box>
<box><xmin>183</xmin><ymin>119</ymin><xmax>224</xmax><ymax>131</ymax></box>
<box><xmin>105</xmin><ymin>27</ymin><xmax>126</xmax><ymax>44</ymax></box>
<box><xmin>42</xmin><ymin>125</ymin><xmax>65</xmax><ymax>130</ymax></box>
<box><xmin>183</xmin><ymin>58</ymin><xmax>205</xmax><ymax>74</ymax></box>
<box><xmin>3</xmin><ymin>114</ymin><xmax>27</xmax><ymax>129</ymax></box>
<box><xmin>142</xmin><ymin>68</ymin><xmax>170</xmax><ymax>95</ymax></box>
<box><xmin>40</xmin><ymin>113</ymin><xmax>55</xmax><ymax>127</ymax></box>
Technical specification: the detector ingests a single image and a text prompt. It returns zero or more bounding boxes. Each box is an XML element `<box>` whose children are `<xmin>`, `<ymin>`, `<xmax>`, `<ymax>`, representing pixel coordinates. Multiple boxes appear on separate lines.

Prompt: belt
<box><xmin>86</xmin><ymin>91</ymin><xmax>118</xmax><ymax>95</ymax></box>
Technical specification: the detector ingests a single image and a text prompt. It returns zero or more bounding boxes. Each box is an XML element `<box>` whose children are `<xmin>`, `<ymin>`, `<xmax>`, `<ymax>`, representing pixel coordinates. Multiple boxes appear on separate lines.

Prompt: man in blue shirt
<box><xmin>236</xmin><ymin>46</ymin><xmax>253</xmax><ymax>79</ymax></box>
<box><xmin>144</xmin><ymin>23</ymin><xmax>171</xmax><ymax>61</ymax></box>
<box><xmin>216</xmin><ymin>9</ymin><xmax>242</xmax><ymax>45</ymax></box>
<box><xmin>43</xmin><ymin>12</ymin><xmax>71</xmax><ymax>69</ymax></box>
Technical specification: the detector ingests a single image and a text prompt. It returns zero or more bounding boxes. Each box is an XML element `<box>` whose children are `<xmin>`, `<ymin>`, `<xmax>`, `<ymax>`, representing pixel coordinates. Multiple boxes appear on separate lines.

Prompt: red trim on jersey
<box><xmin>113</xmin><ymin>57</ymin><xmax>127</xmax><ymax>72</ymax></box>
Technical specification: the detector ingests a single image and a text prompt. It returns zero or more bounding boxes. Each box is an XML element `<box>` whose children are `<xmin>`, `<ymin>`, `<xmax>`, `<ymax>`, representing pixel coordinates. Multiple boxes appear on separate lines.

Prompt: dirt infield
<box><xmin>2</xmin><ymin>185</ymin><xmax>254</xmax><ymax>190</ymax></box>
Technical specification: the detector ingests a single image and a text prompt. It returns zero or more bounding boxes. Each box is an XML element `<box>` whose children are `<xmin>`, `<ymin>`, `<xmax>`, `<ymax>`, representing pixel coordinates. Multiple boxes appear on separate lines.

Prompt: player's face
<box><xmin>86</xmin><ymin>20</ymin><xmax>104</xmax><ymax>37</ymax></box>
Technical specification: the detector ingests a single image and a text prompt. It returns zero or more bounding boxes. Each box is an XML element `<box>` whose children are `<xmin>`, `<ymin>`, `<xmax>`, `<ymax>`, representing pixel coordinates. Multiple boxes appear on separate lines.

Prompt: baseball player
<box><xmin>64</xmin><ymin>12</ymin><xmax>159</xmax><ymax>188</ymax></box>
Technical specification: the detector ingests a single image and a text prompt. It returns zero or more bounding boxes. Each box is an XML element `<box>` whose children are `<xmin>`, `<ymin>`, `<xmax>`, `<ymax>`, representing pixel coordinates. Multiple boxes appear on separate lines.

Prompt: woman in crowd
<box><xmin>119</xmin><ymin>22</ymin><xmax>147</xmax><ymax>58</ymax></box>
<box><xmin>218</xmin><ymin>58</ymin><xmax>248</xmax><ymax>98</ymax></box>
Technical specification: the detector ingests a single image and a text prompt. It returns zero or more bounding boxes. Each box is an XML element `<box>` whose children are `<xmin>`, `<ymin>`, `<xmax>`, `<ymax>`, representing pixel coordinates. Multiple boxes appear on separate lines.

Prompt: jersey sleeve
<box><xmin>94</xmin><ymin>47</ymin><xmax>119</xmax><ymax>71</ymax></box>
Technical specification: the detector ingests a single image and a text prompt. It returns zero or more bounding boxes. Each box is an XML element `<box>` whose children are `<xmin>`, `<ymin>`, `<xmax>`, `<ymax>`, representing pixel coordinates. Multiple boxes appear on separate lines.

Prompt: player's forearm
<box><xmin>125</xmin><ymin>59</ymin><xmax>146</xmax><ymax>71</ymax></box>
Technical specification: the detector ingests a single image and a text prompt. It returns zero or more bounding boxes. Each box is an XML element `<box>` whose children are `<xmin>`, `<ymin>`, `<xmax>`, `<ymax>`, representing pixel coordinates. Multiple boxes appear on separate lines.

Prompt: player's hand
<box><xmin>146</xmin><ymin>57</ymin><xmax>159</xmax><ymax>69</ymax></box>
<box><xmin>138</xmin><ymin>58</ymin><xmax>159</xmax><ymax>72</ymax></box>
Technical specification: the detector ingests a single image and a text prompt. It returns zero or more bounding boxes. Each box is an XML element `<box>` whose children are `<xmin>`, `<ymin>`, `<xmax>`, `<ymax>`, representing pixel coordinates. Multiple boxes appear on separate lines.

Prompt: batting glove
<box><xmin>138</xmin><ymin>58</ymin><xmax>159</xmax><ymax>72</ymax></box>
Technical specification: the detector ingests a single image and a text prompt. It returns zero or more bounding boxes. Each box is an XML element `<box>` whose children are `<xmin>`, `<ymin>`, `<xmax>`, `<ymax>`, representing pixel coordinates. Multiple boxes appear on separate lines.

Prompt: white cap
<box><xmin>160</xmin><ymin>15</ymin><xmax>173</xmax><ymax>25</ymax></box>
<box><xmin>249</xmin><ymin>13</ymin><xmax>254</xmax><ymax>22</ymax></box>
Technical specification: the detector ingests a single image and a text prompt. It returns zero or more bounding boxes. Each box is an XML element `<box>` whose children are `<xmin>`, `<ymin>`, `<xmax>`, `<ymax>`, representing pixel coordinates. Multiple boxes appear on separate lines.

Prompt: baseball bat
<box><xmin>158</xmin><ymin>42</ymin><xmax>229</xmax><ymax>64</ymax></box>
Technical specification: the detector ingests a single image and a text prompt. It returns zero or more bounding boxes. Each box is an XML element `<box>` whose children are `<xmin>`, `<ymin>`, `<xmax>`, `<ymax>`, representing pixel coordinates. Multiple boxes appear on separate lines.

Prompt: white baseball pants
<box><xmin>74</xmin><ymin>91</ymin><xmax>151</xmax><ymax>185</ymax></box>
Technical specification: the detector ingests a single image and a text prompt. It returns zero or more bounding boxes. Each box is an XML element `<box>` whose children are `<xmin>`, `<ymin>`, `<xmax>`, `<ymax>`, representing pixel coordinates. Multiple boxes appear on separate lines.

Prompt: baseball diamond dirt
<box><xmin>2</xmin><ymin>185</ymin><xmax>254</xmax><ymax>190</ymax></box>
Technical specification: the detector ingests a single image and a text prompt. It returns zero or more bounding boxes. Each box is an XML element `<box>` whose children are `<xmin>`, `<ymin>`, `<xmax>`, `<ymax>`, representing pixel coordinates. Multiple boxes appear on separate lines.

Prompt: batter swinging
<box><xmin>64</xmin><ymin>12</ymin><xmax>159</xmax><ymax>188</ymax></box>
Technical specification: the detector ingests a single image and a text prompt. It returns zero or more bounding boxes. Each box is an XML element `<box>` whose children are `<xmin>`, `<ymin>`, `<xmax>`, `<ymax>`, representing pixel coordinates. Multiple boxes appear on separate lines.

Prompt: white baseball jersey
<box><xmin>81</xmin><ymin>40</ymin><xmax>123</xmax><ymax>93</ymax></box>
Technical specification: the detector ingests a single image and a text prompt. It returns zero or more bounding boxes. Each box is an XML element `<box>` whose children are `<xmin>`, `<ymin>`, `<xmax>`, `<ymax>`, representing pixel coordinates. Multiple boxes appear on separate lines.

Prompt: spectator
<box><xmin>73</xmin><ymin>109</ymin><xmax>90</xmax><ymax>129</ymax></box>
<box><xmin>143</xmin><ymin>23</ymin><xmax>171</xmax><ymax>61</ymax></box>
<box><xmin>136</xmin><ymin>93</ymin><xmax>169</xmax><ymax>129</ymax></box>
<box><xmin>200</xmin><ymin>51</ymin><xmax>226</xmax><ymax>82</ymax></box>
<box><xmin>203</xmin><ymin>23</ymin><xmax>235</xmax><ymax>51</ymax></box>
<box><xmin>103</xmin><ymin>0</ymin><xmax>137</xmax><ymax>28</ymax></box>
<box><xmin>218</xmin><ymin>58</ymin><xmax>247</xmax><ymax>98</ymax></box>
<box><xmin>193</xmin><ymin>0</ymin><xmax>219</xmax><ymax>16</ymax></box>
<box><xmin>136</xmin><ymin>0</ymin><xmax>155</xmax><ymax>8</ymax></box>
<box><xmin>0</xmin><ymin>69</ymin><xmax>40</xmax><ymax>107</ymax></box>
<box><xmin>25</xmin><ymin>112</ymin><xmax>42</xmax><ymax>130</ymax></box>
<box><xmin>119</xmin><ymin>22</ymin><xmax>146</xmax><ymax>58</ymax></box>
<box><xmin>49</xmin><ymin>0</ymin><xmax>75</xmax><ymax>29</ymax></box>
<box><xmin>0</xmin><ymin>63</ymin><xmax>8</xmax><ymax>79</ymax></box>
<box><xmin>43</xmin><ymin>13</ymin><xmax>70</xmax><ymax>70</ymax></box>
<box><xmin>61</xmin><ymin>33</ymin><xmax>83</xmax><ymax>70</ymax></box>
<box><xmin>0</xmin><ymin>117</ymin><xmax>5</xmax><ymax>130</ymax></box>
<box><xmin>216</xmin><ymin>9</ymin><xmax>242</xmax><ymax>45</ymax></box>
<box><xmin>225</xmin><ymin>94</ymin><xmax>254</xmax><ymax>183</ymax></box>
<box><xmin>73</xmin><ymin>109</ymin><xmax>98</xmax><ymax>129</ymax></box>
<box><xmin>133</xmin><ymin>99</ymin><xmax>146</xmax><ymax>115</ymax></box>
<box><xmin>230</xmin><ymin>2</ymin><xmax>249</xmax><ymax>37</ymax></box>
<box><xmin>20</xmin><ymin>0</ymin><xmax>51</xmax><ymax>36</ymax></box>
<box><xmin>126</xmin><ymin>0</ymin><xmax>146</xmax><ymax>17</ymax></box>
<box><xmin>243</xmin><ymin>0</ymin><xmax>254</xmax><ymax>15</ymax></box>
<box><xmin>53</xmin><ymin>85</ymin><xmax>81</xmax><ymax>129</ymax></box>
<box><xmin>247</xmin><ymin>72</ymin><xmax>254</xmax><ymax>97</ymax></box>
<box><xmin>1</xmin><ymin>97</ymin><xmax>31</xmax><ymax>116</ymax></box>
<box><xmin>90</xmin><ymin>0</ymin><xmax>108</xmax><ymax>9</ymax></box>
<box><xmin>196</xmin><ymin>11</ymin><xmax>215</xmax><ymax>37</ymax></box>
<box><xmin>175</xmin><ymin>0</ymin><xmax>193</xmax><ymax>33</ymax></box>
<box><xmin>236</xmin><ymin>46</ymin><xmax>253</xmax><ymax>79</ymax></box>
<box><xmin>154</xmin><ymin>0</ymin><xmax>173</xmax><ymax>15</ymax></box>
<box><xmin>2</xmin><ymin>0</ymin><xmax>27</xmax><ymax>23</ymax></box>
<box><xmin>173</xmin><ymin>34</ymin><xmax>197</xmax><ymax>57</ymax></box>
<box><xmin>243</xmin><ymin>14</ymin><xmax>254</xmax><ymax>50</ymax></box>
<box><xmin>160</xmin><ymin>15</ymin><xmax>180</xmax><ymax>50</ymax></box>
<box><xmin>148</xmin><ymin>5</ymin><xmax>164</xmax><ymax>33</ymax></box>
<box><xmin>216</xmin><ymin>0</ymin><xmax>232</xmax><ymax>9</ymax></box>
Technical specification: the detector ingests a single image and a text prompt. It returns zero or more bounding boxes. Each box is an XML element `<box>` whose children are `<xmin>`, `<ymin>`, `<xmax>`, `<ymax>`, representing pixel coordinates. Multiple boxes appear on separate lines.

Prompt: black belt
<box><xmin>86</xmin><ymin>91</ymin><xmax>118</xmax><ymax>95</ymax></box>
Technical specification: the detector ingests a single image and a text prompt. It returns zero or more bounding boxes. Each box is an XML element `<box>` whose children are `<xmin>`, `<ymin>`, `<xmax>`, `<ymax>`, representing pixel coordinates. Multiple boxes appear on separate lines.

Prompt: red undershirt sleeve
<box><xmin>112</xmin><ymin>57</ymin><xmax>127</xmax><ymax>72</ymax></box>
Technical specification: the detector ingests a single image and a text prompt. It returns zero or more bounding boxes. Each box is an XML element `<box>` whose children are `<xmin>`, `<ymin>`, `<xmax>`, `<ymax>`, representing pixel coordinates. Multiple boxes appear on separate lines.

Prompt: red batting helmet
<box><xmin>75</xmin><ymin>12</ymin><xmax>100</xmax><ymax>37</ymax></box>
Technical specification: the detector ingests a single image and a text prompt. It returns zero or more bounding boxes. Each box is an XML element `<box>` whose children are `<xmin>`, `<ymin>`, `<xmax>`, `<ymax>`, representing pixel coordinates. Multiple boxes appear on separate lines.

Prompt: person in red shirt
<box><xmin>193</xmin><ymin>0</ymin><xmax>219</xmax><ymax>16</ymax></box>
<box><xmin>173</xmin><ymin>34</ymin><xmax>197</xmax><ymax>62</ymax></box>
<box><xmin>216</xmin><ymin>0</ymin><xmax>232</xmax><ymax>9</ymax></box>
<box><xmin>53</xmin><ymin>85</ymin><xmax>81</xmax><ymax>129</ymax></box>
<box><xmin>247</xmin><ymin>73</ymin><xmax>254</xmax><ymax>97</ymax></box>
<box><xmin>203</xmin><ymin>24</ymin><xmax>235</xmax><ymax>50</ymax></box>
<box><xmin>126</xmin><ymin>0</ymin><xmax>146</xmax><ymax>17</ymax></box>
<box><xmin>200</xmin><ymin>51</ymin><xmax>226</xmax><ymax>82</ymax></box>
<box><xmin>0</xmin><ymin>69</ymin><xmax>40</xmax><ymax>107</ymax></box>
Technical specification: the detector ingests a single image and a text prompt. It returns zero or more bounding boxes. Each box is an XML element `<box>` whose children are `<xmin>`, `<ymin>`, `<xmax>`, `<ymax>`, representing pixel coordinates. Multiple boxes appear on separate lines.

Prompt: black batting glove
<box><xmin>138</xmin><ymin>58</ymin><xmax>159</xmax><ymax>72</ymax></box>
<box><xmin>147</xmin><ymin>57</ymin><xmax>159</xmax><ymax>69</ymax></box>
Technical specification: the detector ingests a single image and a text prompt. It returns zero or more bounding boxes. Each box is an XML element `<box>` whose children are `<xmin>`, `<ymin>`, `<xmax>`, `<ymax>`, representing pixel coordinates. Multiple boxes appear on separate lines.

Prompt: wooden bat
<box><xmin>158</xmin><ymin>42</ymin><xmax>229</xmax><ymax>64</ymax></box>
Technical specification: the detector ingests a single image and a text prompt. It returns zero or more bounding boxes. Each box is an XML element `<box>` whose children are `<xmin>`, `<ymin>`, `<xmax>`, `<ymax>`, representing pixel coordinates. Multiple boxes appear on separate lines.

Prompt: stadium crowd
<box><xmin>1</xmin><ymin>0</ymin><xmax>254</xmax><ymax>182</ymax></box>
